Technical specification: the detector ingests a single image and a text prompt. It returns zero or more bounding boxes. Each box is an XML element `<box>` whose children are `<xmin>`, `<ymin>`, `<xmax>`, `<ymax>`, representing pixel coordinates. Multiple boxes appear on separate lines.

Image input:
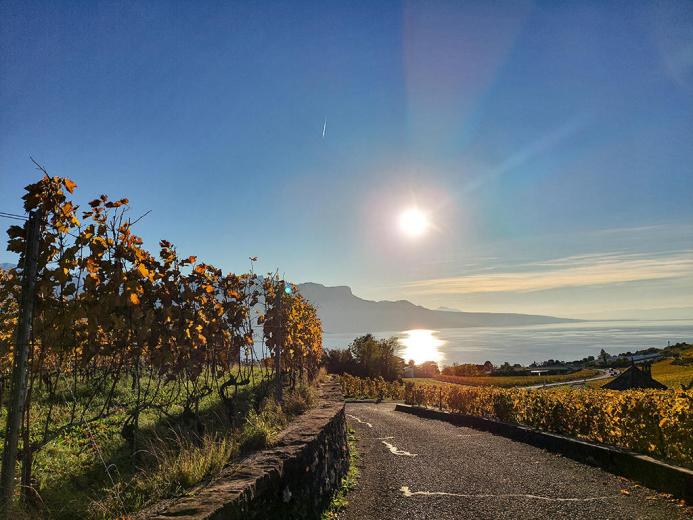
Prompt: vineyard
<box><xmin>340</xmin><ymin>375</ymin><xmax>693</xmax><ymax>468</ymax></box>
<box><xmin>0</xmin><ymin>173</ymin><xmax>323</xmax><ymax>518</ymax></box>
<box><xmin>339</xmin><ymin>374</ymin><xmax>404</xmax><ymax>401</ymax></box>
<box><xmin>431</xmin><ymin>368</ymin><xmax>600</xmax><ymax>388</ymax></box>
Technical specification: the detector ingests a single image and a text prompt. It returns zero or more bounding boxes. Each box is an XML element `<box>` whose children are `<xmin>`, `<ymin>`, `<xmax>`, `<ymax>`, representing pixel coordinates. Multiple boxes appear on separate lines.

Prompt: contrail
<box><xmin>322</xmin><ymin>117</ymin><xmax>327</xmax><ymax>138</ymax></box>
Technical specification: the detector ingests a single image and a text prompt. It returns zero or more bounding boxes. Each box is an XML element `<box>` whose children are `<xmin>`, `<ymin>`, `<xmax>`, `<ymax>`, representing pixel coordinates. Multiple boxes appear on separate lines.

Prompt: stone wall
<box><xmin>148</xmin><ymin>379</ymin><xmax>348</xmax><ymax>520</ymax></box>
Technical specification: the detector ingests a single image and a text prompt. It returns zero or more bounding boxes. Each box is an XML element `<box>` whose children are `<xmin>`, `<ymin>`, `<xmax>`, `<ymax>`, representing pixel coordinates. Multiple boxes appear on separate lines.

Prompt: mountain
<box><xmin>297</xmin><ymin>282</ymin><xmax>579</xmax><ymax>334</ymax></box>
<box><xmin>0</xmin><ymin>263</ymin><xmax>15</xmax><ymax>270</ymax></box>
<box><xmin>437</xmin><ymin>306</ymin><xmax>461</xmax><ymax>312</ymax></box>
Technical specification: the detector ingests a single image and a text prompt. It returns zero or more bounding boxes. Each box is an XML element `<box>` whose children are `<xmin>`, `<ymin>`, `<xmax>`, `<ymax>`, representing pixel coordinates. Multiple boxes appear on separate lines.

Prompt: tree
<box><xmin>323</xmin><ymin>348</ymin><xmax>357</xmax><ymax>375</ymax></box>
<box><xmin>348</xmin><ymin>335</ymin><xmax>404</xmax><ymax>381</ymax></box>
<box><xmin>414</xmin><ymin>360</ymin><xmax>439</xmax><ymax>378</ymax></box>
<box><xmin>598</xmin><ymin>349</ymin><xmax>610</xmax><ymax>366</ymax></box>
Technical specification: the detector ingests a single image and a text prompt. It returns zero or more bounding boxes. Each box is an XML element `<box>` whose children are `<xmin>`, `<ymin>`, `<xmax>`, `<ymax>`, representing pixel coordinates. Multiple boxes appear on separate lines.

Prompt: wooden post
<box><xmin>273</xmin><ymin>281</ymin><xmax>284</xmax><ymax>404</ymax></box>
<box><xmin>0</xmin><ymin>210</ymin><xmax>41</xmax><ymax>514</ymax></box>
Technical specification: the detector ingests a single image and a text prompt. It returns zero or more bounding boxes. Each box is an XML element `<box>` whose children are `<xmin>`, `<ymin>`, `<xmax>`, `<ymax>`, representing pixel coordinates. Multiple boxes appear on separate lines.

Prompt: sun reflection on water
<box><xmin>399</xmin><ymin>329</ymin><xmax>445</xmax><ymax>366</ymax></box>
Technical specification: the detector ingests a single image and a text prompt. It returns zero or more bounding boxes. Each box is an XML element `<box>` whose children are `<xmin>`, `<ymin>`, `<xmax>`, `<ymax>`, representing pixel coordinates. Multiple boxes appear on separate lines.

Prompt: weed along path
<box><xmin>338</xmin><ymin>403</ymin><xmax>690</xmax><ymax>520</ymax></box>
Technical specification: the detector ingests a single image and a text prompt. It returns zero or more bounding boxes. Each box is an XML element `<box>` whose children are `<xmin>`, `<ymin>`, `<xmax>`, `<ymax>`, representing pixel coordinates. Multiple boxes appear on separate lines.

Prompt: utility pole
<box><xmin>1</xmin><ymin>209</ymin><xmax>41</xmax><ymax>515</ymax></box>
<box><xmin>273</xmin><ymin>280</ymin><xmax>284</xmax><ymax>404</ymax></box>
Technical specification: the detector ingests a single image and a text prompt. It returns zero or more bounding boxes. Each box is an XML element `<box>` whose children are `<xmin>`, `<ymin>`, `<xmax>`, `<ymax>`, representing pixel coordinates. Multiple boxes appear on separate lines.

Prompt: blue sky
<box><xmin>1</xmin><ymin>0</ymin><xmax>692</xmax><ymax>319</ymax></box>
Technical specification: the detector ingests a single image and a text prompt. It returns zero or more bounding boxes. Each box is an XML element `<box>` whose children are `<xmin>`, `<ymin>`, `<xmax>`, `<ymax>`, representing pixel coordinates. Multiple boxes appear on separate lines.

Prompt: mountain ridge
<box><xmin>296</xmin><ymin>282</ymin><xmax>580</xmax><ymax>334</ymax></box>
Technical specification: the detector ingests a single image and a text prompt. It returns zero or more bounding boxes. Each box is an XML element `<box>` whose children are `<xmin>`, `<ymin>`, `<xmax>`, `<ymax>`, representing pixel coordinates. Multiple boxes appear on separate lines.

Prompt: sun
<box><xmin>399</xmin><ymin>329</ymin><xmax>444</xmax><ymax>365</ymax></box>
<box><xmin>398</xmin><ymin>207</ymin><xmax>429</xmax><ymax>238</ymax></box>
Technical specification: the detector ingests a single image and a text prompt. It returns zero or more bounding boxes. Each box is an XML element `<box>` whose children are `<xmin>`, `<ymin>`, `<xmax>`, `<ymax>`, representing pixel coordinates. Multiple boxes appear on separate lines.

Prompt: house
<box><xmin>601</xmin><ymin>363</ymin><xmax>667</xmax><ymax>390</ymax></box>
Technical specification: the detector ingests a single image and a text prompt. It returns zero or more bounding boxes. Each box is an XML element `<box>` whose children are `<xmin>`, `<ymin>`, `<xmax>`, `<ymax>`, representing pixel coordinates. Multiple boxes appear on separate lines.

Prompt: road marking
<box><xmin>400</xmin><ymin>486</ymin><xmax>620</xmax><ymax>501</ymax></box>
<box><xmin>376</xmin><ymin>436</ymin><xmax>394</xmax><ymax>440</ymax></box>
<box><xmin>383</xmin><ymin>441</ymin><xmax>417</xmax><ymax>457</ymax></box>
<box><xmin>347</xmin><ymin>414</ymin><xmax>372</xmax><ymax>428</ymax></box>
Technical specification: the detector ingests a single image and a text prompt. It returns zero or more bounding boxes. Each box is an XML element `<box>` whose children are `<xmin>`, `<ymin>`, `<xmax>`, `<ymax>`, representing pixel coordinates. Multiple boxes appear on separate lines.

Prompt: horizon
<box><xmin>2</xmin><ymin>1</ymin><xmax>692</xmax><ymax>321</ymax></box>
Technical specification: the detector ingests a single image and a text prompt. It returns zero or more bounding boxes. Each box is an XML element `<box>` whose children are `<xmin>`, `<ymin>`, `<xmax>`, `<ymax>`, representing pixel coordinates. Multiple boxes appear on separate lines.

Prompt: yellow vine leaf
<box><xmin>63</xmin><ymin>178</ymin><xmax>77</xmax><ymax>193</ymax></box>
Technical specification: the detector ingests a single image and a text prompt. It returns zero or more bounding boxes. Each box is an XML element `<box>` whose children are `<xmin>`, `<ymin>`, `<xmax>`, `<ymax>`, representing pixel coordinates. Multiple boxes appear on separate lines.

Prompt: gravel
<box><xmin>338</xmin><ymin>402</ymin><xmax>690</xmax><ymax>520</ymax></box>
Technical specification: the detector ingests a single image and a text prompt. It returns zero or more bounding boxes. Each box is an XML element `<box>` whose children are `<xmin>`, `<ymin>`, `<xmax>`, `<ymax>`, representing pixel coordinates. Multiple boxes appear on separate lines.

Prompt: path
<box><xmin>338</xmin><ymin>402</ymin><xmax>688</xmax><ymax>520</ymax></box>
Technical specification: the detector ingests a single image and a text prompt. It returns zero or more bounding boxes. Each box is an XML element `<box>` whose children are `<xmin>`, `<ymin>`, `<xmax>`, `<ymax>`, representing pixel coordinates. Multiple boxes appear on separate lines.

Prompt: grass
<box><xmin>92</xmin><ymin>431</ymin><xmax>238</xmax><ymax>517</ymax></box>
<box><xmin>322</xmin><ymin>427</ymin><xmax>359</xmax><ymax>519</ymax></box>
<box><xmin>0</xmin><ymin>369</ymin><xmax>319</xmax><ymax>519</ymax></box>
<box><xmin>405</xmin><ymin>368</ymin><xmax>600</xmax><ymax>388</ymax></box>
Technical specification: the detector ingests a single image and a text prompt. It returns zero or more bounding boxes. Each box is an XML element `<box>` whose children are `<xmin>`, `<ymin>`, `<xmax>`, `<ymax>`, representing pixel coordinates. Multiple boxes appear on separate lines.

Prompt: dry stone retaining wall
<box><xmin>148</xmin><ymin>380</ymin><xmax>348</xmax><ymax>519</ymax></box>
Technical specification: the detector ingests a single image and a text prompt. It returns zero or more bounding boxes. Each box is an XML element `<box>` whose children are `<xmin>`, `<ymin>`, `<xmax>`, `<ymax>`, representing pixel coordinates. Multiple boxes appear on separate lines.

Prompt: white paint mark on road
<box><xmin>347</xmin><ymin>414</ymin><xmax>372</xmax><ymax>428</ymax></box>
<box><xmin>383</xmin><ymin>441</ymin><xmax>417</xmax><ymax>457</ymax></box>
<box><xmin>400</xmin><ymin>486</ymin><xmax>621</xmax><ymax>502</ymax></box>
<box><xmin>376</xmin><ymin>436</ymin><xmax>394</xmax><ymax>440</ymax></box>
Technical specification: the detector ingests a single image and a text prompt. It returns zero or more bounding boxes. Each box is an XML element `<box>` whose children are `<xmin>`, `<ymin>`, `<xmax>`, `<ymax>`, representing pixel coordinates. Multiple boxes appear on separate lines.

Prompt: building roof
<box><xmin>602</xmin><ymin>364</ymin><xmax>667</xmax><ymax>390</ymax></box>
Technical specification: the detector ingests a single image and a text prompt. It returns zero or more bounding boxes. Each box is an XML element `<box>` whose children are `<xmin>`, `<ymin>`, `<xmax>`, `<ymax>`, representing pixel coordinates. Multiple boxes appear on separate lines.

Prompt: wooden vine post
<box><xmin>0</xmin><ymin>209</ymin><xmax>41</xmax><ymax>515</ymax></box>
<box><xmin>274</xmin><ymin>280</ymin><xmax>285</xmax><ymax>404</ymax></box>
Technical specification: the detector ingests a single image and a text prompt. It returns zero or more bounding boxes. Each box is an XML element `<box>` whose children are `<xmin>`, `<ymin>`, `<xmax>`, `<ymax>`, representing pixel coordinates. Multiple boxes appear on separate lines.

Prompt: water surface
<box><xmin>323</xmin><ymin>320</ymin><xmax>693</xmax><ymax>366</ymax></box>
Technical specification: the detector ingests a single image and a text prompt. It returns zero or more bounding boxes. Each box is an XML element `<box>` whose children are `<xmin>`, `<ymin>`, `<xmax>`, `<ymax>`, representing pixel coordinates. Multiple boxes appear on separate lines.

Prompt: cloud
<box><xmin>401</xmin><ymin>250</ymin><xmax>693</xmax><ymax>295</ymax></box>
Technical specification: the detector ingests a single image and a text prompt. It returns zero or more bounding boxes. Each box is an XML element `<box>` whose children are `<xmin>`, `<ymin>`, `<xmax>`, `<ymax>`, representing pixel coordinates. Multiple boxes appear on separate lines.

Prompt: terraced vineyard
<box><xmin>417</xmin><ymin>369</ymin><xmax>600</xmax><ymax>388</ymax></box>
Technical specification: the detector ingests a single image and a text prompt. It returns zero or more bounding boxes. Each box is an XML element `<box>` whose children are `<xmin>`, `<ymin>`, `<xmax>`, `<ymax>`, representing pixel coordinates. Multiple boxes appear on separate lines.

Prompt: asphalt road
<box><xmin>338</xmin><ymin>403</ymin><xmax>690</xmax><ymax>520</ymax></box>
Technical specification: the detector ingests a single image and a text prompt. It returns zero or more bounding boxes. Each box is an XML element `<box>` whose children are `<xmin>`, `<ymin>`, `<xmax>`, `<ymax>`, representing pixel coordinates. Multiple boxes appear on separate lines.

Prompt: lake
<box><xmin>322</xmin><ymin>320</ymin><xmax>693</xmax><ymax>366</ymax></box>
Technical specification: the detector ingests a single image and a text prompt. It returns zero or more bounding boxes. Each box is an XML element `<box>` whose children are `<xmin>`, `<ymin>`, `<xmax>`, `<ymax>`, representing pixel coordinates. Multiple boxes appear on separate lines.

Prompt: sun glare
<box><xmin>399</xmin><ymin>329</ymin><xmax>444</xmax><ymax>366</ymax></box>
<box><xmin>398</xmin><ymin>207</ymin><xmax>429</xmax><ymax>238</ymax></box>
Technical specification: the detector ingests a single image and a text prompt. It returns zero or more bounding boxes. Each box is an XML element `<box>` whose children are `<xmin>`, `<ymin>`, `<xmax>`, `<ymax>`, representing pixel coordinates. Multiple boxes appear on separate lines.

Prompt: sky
<box><xmin>1</xmin><ymin>0</ymin><xmax>692</xmax><ymax>320</ymax></box>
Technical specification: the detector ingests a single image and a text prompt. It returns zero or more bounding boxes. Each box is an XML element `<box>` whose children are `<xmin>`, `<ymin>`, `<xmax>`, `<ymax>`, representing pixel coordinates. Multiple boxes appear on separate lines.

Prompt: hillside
<box><xmin>297</xmin><ymin>282</ymin><xmax>578</xmax><ymax>334</ymax></box>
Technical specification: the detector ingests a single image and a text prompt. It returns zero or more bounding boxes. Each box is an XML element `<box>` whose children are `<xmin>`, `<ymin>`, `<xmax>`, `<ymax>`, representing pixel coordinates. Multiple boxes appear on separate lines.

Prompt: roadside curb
<box><xmin>395</xmin><ymin>403</ymin><xmax>693</xmax><ymax>502</ymax></box>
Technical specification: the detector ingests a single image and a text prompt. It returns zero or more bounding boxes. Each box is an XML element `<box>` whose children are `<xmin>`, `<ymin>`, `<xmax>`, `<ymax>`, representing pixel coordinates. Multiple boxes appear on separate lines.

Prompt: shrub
<box><xmin>339</xmin><ymin>374</ymin><xmax>404</xmax><ymax>401</ymax></box>
<box><xmin>404</xmin><ymin>382</ymin><xmax>693</xmax><ymax>468</ymax></box>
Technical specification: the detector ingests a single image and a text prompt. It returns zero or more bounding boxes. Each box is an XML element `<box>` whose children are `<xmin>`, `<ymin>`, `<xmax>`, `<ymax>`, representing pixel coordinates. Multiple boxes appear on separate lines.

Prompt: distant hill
<box><xmin>0</xmin><ymin>263</ymin><xmax>15</xmax><ymax>270</ymax></box>
<box><xmin>297</xmin><ymin>282</ymin><xmax>579</xmax><ymax>334</ymax></box>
